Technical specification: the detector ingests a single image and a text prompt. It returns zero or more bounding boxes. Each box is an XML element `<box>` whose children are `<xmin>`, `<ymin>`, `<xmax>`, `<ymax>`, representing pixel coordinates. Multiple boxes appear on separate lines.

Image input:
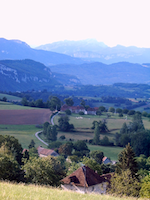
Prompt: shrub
<box><xmin>65</xmin><ymin>109</ymin><xmax>71</xmax><ymax>115</ymax></box>
<box><xmin>79</xmin><ymin>111</ymin><xmax>84</xmax><ymax>115</ymax></box>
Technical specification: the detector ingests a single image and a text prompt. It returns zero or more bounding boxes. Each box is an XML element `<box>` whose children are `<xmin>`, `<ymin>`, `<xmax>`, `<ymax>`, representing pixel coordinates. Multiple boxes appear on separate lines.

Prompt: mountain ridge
<box><xmin>0</xmin><ymin>38</ymin><xmax>84</xmax><ymax>66</ymax></box>
<box><xmin>36</xmin><ymin>39</ymin><xmax>150</xmax><ymax>64</ymax></box>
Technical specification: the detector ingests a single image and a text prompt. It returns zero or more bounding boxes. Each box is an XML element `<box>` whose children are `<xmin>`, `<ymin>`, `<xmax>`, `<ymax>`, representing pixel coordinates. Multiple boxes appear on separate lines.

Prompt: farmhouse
<box><xmin>61</xmin><ymin>105</ymin><xmax>85</xmax><ymax>114</ymax></box>
<box><xmin>37</xmin><ymin>146</ymin><xmax>59</xmax><ymax>157</ymax></box>
<box><xmin>102</xmin><ymin>157</ymin><xmax>112</xmax><ymax>164</ymax></box>
<box><xmin>61</xmin><ymin>166</ymin><xmax>112</xmax><ymax>194</ymax></box>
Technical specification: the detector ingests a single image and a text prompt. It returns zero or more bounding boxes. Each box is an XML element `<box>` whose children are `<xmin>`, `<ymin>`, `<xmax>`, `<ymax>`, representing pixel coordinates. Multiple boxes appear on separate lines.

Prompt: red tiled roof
<box><xmin>61</xmin><ymin>166</ymin><xmax>112</xmax><ymax>187</ymax></box>
<box><xmin>102</xmin><ymin>156</ymin><xmax>107</xmax><ymax>162</ymax></box>
<box><xmin>37</xmin><ymin>146</ymin><xmax>58</xmax><ymax>156</ymax></box>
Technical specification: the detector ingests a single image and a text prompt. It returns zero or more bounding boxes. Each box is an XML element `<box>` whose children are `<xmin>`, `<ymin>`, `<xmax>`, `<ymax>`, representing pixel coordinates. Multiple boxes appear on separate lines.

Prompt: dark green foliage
<box><xmin>131</xmin><ymin>130</ymin><xmax>150</xmax><ymax>157</ymax></box>
<box><xmin>120</xmin><ymin>122</ymin><xmax>128</xmax><ymax>134</ymax></box>
<box><xmin>96</xmin><ymin>110</ymin><xmax>101</xmax><ymax>116</ymax></box>
<box><xmin>108</xmin><ymin>107</ymin><xmax>115</xmax><ymax>113</ymax></box>
<box><xmin>119</xmin><ymin>113</ymin><xmax>123</xmax><ymax>117</ymax></box>
<box><xmin>109</xmin><ymin>144</ymin><xmax>140</xmax><ymax>197</ymax></box>
<box><xmin>82</xmin><ymin>157</ymin><xmax>102</xmax><ymax>175</ymax></box>
<box><xmin>79</xmin><ymin>111</ymin><xmax>84</xmax><ymax>115</ymax></box>
<box><xmin>29</xmin><ymin>147</ymin><xmax>39</xmax><ymax>158</ymax></box>
<box><xmin>100</xmin><ymin>136</ymin><xmax>113</xmax><ymax>146</ymax></box>
<box><xmin>47</xmin><ymin>125</ymin><xmax>58</xmax><ymax>142</ymax></box>
<box><xmin>21</xmin><ymin>97</ymin><xmax>28</xmax><ymax>106</ymax></box>
<box><xmin>35</xmin><ymin>99</ymin><xmax>44</xmax><ymax>108</ymax></box>
<box><xmin>99</xmin><ymin>106</ymin><xmax>106</xmax><ymax>112</ymax></box>
<box><xmin>65</xmin><ymin>109</ymin><xmax>71</xmax><ymax>115</ymax></box>
<box><xmin>109</xmin><ymin>169</ymin><xmax>141</xmax><ymax>197</ymax></box>
<box><xmin>117</xmin><ymin>143</ymin><xmax>138</xmax><ymax>177</ymax></box>
<box><xmin>73</xmin><ymin>140</ymin><xmax>90</xmax><ymax>157</ymax></box>
<box><xmin>49</xmin><ymin>96</ymin><xmax>61</xmax><ymax>111</ymax></box>
<box><xmin>59</xmin><ymin>135</ymin><xmax>66</xmax><ymax>140</ymax></box>
<box><xmin>48</xmin><ymin>141</ymin><xmax>62</xmax><ymax>149</ymax></box>
<box><xmin>23</xmin><ymin>156</ymin><xmax>66</xmax><ymax>186</ymax></box>
<box><xmin>0</xmin><ymin>135</ymin><xmax>23</xmax><ymax>165</ymax></box>
<box><xmin>116</xmin><ymin>108</ymin><xmax>122</xmax><ymax>113</ymax></box>
<box><xmin>128</xmin><ymin>110</ymin><xmax>135</xmax><ymax>115</ymax></box>
<box><xmin>58</xmin><ymin>115</ymin><xmax>74</xmax><ymax>132</ymax></box>
<box><xmin>92</xmin><ymin>123</ymin><xmax>100</xmax><ymax>145</ymax></box>
<box><xmin>91</xmin><ymin>120</ymin><xmax>108</xmax><ymax>132</ymax></box>
<box><xmin>90</xmin><ymin>150</ymin><xmax>104</xmax><ymax>164</ymax></box>
<box><xmin>58</xmin><ymin>142</ymin><xmax>74</xmax><ymax>156</ymax></box>
<box><xmin>64</xmin><ymin>98</ymin><xmax>74</xmax><ymax>106</ymax></box>
<box><xmin>43</xmin><ymin>122</ymin><xmax>50</xmax><ymax>136</ymax></box>
<box><xmin>0</xmin><ymin>154</ymin><xmax>24</xmax><ymax>182</ymax></box>
<box><xmin>28</xmin><ymin>139</ymin><xmax>35</xmax><ymax>149</ymax></box>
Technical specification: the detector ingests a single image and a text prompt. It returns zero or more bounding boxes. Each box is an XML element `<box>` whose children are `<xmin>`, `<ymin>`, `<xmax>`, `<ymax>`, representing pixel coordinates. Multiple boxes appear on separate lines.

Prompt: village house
<box><xmin>61</xmin><ymin>105</ymin><xmax>85</xmax><ymax>114</ymax></box>
<box><xmin>86</xmin><ymin>107</ymin><xmax>99</xmax><ymax>115</ymax></box>
<box><xmin>102</xmin><ymin>157</ymin><xmax>112</xmax><ymax>164</ymax></box>
<box><xmin>61</xmin><ymin>166</ymin><xmax>112</xmax><ymax>194</ymax></box>
<box><xmin>37</xmin><ymin>146</ymin><xmax>59</xmax><ymax>157</ymax></box>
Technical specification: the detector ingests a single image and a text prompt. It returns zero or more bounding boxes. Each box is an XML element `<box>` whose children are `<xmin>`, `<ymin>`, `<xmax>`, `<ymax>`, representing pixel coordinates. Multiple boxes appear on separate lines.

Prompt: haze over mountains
<box><xmin>36</xmin><ymin>39</ymin><xmax>150</xmax><ymax>64</ymax></box>
<box><xmin>0</xmin><ymin>38</ymin><xmax>150</xmax><ymax>92</ymax></box>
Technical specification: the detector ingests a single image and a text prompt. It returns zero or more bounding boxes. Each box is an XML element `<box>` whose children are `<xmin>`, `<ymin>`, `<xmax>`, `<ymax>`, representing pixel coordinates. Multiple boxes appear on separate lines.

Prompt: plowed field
<box><xmin>0</xmin><ymin>109</ymin><xmax>51</xmax><ymax>125</ymax></box>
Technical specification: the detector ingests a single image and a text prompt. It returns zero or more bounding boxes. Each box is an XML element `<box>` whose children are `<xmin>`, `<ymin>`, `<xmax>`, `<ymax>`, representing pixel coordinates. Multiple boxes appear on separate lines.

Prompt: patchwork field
<box><xmin>0</xmin><ymin>109</ymin><xmax>51</xmax><ymax>125</ymax></box>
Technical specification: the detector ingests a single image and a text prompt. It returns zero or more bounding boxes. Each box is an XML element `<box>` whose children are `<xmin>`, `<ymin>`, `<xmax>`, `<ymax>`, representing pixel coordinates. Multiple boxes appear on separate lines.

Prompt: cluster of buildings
<box><xmin>61</xmin><ymin>105</ymin><xmax>99</xmax><ymax>115</ymax></box>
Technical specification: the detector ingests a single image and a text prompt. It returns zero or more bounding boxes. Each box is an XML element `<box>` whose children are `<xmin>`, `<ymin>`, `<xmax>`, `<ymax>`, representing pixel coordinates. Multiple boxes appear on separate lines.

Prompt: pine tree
<box><xmin>117</xmin><ymin>143</ymin><xmax>138</xmax><ymax>177</ymax></box>
<box><xmin>28</xmin><ymin>140</ymin><xmax>35</xmax><ymax>149</ymax></box>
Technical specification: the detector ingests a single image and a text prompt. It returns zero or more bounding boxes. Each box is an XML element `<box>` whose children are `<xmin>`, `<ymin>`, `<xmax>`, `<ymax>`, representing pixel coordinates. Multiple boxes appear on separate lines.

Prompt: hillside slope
<box><xmin>0</xmin><ymin>59</ymin><xmax>81</xmax><ymax>91</ymax></box>
<box><xmin>49</xmin><ymin>62</ymin><xmax>150</xmax><ymax>85</ymax></box>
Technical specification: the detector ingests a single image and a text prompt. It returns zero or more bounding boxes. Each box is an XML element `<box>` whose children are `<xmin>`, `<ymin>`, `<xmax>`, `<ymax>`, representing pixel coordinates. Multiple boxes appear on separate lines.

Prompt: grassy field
<box><xmin>0</xmin><ymin>181</ymin><xmax>144</xmax><ymax>200</ymax></box>
<box><xmin>0</xmin><ymin>124</ymin><xmax>47</xmax><ymax>149</ymax></box>
<box><xmin>88</xmin><ymin>145</ymin><xmax>123</xmax><ymax>161</ymax></box>
<box><xmin>0</xmin><ymin>93</ymin><xmax>21</xmax><ymax>101</ymax></box>
<box><xmin>0</xmin><ymin>101</ymin><xmax>41</xmax><ymax>110</ymax></box>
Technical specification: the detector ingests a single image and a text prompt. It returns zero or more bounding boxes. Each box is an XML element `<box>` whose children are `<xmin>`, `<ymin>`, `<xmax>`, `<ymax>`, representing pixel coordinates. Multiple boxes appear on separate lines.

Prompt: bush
<box><xmin>59</xmin><ymin>135</ymin><xmax>66</xmax><ymax>140</ymax></box>
<box><xmin>65</xmin><ymin>109</ymin><xmax>71</xmax><ymax>115</ymax></box>
<box><xmin>79</xmin><ymin>111</ymin><xmax>84</xmax><ymax>115</ymax></box>
<box><xmin>48</xmin><ymin>141</ymin><xmax>62</xmax><ymax>149</ymax></box>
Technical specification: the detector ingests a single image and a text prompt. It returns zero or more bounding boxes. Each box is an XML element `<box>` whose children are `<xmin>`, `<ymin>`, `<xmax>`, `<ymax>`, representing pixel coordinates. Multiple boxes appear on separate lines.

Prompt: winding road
<box><xmin>35</xmin><ymin>112</ymin><xmax>59</xmax><ymax>146</ymax></box>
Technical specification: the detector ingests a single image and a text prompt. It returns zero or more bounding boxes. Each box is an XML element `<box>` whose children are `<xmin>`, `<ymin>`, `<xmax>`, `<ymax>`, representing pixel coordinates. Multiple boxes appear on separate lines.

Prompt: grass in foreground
<box><xmin>0</xmin><ymin>181</ymin><xmax>144</xmax><ymax>200</ymax></box>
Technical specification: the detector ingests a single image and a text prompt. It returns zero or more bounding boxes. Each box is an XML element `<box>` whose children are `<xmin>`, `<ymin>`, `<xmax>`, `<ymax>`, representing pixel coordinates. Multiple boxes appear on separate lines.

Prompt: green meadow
<box><xmin>0</xmin><ymin>101</ymin><xmax>40</xmax><ymax>110</ymax></box>
<box><xmin>0</xmin><ymin>124</ymin><xmax>47</xmax><ymax>149</ymax></box>
<box><xmin>0</xmin><ymin>181</ymin><xmax>145</xmax><ymax>200</ymax></box>
<box><xmin>0</xmin><ymin>93</ymin><xmax>21</xmax><ymax>101</ymax></box>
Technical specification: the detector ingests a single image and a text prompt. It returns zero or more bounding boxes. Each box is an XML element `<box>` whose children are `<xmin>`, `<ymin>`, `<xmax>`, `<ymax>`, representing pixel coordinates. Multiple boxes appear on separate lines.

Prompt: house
<box><xmin>102</xmin><ymin>157</ymin><xmax>112</xmax><ymax>164</ymax></box>
<box><xmin>61</xmin><ymin>166</ymin><xmax>112</xmax><ymax>194</ymax></box>
<box><xmin>86</xmin><ymin>107</ymin><xmax>98</xmax><ymax>115</ymax></box>
<box><xmin>37</xmin><ymin>146</ymin><xmax>59</xmax><ymax>157</ymax></box>
<box><xmin>61</xmin><ymin>105</ymin><xmax>86</xmax><ymax>114</ymax></box>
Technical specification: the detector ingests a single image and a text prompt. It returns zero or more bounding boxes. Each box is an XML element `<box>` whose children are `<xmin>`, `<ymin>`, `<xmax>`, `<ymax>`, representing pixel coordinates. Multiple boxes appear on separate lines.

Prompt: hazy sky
<box><xmin>0</xmin><ymin>0</ymin><xmax>150</xmax><ymax>48</ymax></box>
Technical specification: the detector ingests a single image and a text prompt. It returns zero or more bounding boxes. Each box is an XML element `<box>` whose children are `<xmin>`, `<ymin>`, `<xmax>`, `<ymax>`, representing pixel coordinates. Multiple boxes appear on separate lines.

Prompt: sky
<box><xmin>0</xmin><ymin>0</ymin><xmax>150</xmax><ymax>48</ymax></box>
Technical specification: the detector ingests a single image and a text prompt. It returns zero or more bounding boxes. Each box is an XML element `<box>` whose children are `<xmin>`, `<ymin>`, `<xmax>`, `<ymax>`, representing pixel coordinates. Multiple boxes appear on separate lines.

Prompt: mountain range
<box><xmin>36</xmin><ymin>39</ymin><xmax>150</xmax><ymax>64</ymax></box>
<box><xmin>0</xmin><ymin>38</ymin><xmax>150</xmax><ymax>92</ymax></box>
<box><xmin>0</xmin><ymin>38</ymin><xmax>84</xmax><ymax>66</ymax></box>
